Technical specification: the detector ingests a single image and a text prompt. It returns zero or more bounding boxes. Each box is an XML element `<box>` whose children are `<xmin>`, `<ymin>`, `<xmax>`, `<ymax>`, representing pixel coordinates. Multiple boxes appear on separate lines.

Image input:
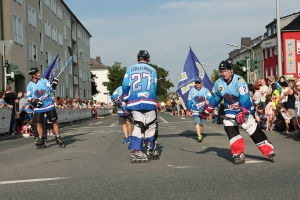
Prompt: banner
<box><xmin>42</xmin><ymin>54</ymin><xmax>59</xmax><ymax>82</ymax></box>
<box><xmin>176</xmin><ymin>47</ymin><xmax>213</xmax><ymax>106</ymax></box>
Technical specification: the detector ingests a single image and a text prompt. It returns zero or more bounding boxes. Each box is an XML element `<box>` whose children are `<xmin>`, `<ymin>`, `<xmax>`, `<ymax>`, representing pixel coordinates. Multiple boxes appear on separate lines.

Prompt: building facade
<box><xmin>1</xmin><ymin>0</ymin><xmax>92</xmax><ymax>100</ymax></box>
<box><xmin>90</xmin><ymin>56</ymin><xmax>111</xmax><ymax>104</ymax></box>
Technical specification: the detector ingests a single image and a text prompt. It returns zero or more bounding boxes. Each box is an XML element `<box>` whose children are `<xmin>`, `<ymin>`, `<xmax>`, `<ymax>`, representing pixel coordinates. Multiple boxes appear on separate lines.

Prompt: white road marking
<box><xmin>174</xmin><ymin>166</ymin><xmax>193</xmax><ymax>169</ymax></box>
<box><xmin>0</xmin><ymin>177</ymin><xmax>68</xmax><ymax>185</ymax></box>
<box><xmin>110</xmin><ymin>122</ymin><xmax>118</xmax><ymax>126</ymax></box>
<box><xmin>246</xmin><ymin>160</ymin><xmax>264</xmax><ymax>164</ymax></box>
<box><xmin>159</xmin><ymin>117</ymin><xmax>168</xmax><ymax>123</ymax></box>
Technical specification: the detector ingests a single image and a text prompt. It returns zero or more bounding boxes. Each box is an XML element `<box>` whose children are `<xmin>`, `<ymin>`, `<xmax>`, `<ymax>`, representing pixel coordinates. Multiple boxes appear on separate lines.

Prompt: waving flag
<box><xmin>42</xmin><ymin>54</ymin><xmax>59</xmax><ymax>82</ymax></box>
<box><xmin>176</xmin><ymin>47</ymin><xmax>213</xmax><ymax>107</ymax></box>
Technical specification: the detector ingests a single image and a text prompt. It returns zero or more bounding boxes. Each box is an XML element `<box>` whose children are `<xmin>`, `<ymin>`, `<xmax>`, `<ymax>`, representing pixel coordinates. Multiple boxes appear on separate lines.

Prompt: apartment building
<box><xmin>0</xmin><ymin>0</ymin><xmax>92</xmax><ymax>100</ymax></box>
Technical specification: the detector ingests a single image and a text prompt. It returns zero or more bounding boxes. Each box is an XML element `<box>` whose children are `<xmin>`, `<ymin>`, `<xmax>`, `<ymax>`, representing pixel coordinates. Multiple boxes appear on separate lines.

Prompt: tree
<box><xmin>210</xmin><ymin>69</ymin><xmax>220</xmax><ymax>84</ymax></box>
<box><xmin>149</xmin><ymin>64</ymin><xmax>174</xmax><ymax>102</ymax></box>
<box><xmin>91</xmin><ymin>72</ymin><xmax>100</xmax><ymax>96</ymax></box>
<box><xmin>232</xmin><ymin>63</ymin><xmax>245</xmax><ymax>79</ymax></box>
<box><xmin>102</xmin><ymin>62</ymin><xmax>127</xmax><ymax>95</ymax></box>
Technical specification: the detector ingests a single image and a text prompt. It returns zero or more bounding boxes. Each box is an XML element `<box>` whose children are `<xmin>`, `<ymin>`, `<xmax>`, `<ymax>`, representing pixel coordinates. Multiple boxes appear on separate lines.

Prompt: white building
<box><xmin>90</xmin><ymin>56</ymin><xmax>111</xmax><ymax>104</ymax></box>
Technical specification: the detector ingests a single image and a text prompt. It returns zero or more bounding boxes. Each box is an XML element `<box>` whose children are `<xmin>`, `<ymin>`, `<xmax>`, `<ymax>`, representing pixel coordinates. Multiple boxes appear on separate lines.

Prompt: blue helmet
<box><xmin>194</xmin><ymin>78</ymin><xmax>202</xmax><ymax>83</ymax></box>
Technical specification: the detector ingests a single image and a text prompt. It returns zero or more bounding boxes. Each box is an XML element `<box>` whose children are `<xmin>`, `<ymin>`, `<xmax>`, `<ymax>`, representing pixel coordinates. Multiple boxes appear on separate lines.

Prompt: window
<box><xmin>41</xmin><ymin>63</ymin><xmax>44</xmax><ymax>75</ymax></box>
<box><xmin>28</xmin><ymin>6</ymin><xmax>36</xmax><ymax>27</ymax></box>
<box><xmin>60</xmin><ymin>84</ymin><xmax>64</xmax><ymax>97</ymax></box>
<box><xmin>58</xmin><ymin>31</ymin><xmax>63</xmax><ymax>46</ymax></box>
<box><xmin>46</xmin><ymin>50</ymin><xmax>52</xmax><ymax>65</ymax></box>
<box><xmin>297</xmin><ymin>40</ymin><xmax>300</xmax><ymax>54</ymax></box>
<box><xmin>29</xmin><ymin>41</ymin><xmax>37</xmax><ymax>61</ymax></box>
<box><xmin>69</xmin><ymin>62</ymin><xmax>72</xmax><ymax>75</ymax></box>
<box><xmin>69</xmin><ymin>86</ymin><xmax>73</xmax><ymax>98</ymax></box>
<box><xmin>14</xmin><ymin>0</ymin><xmax>22</xmax><ymax>4</ymax></box>
<box><xmin>57</xmin><ymin>4</ymin><xmax>62</xmax><ymax>20</ymax></box>
<box><xmin>45</xmin><ymin>19</ymin><xmax>51</xmax><ymax>37</ymax></box>
<box><xmin>79</xmin><ymin>88</ymin><xmax>83</xmax><ymax>98</ymax></box>
<box><xmin>66</xmin><ymin>15</ymin><xmax>71</xmax><ymax>29</ymax></box>
<box><xmin>60</xmin><ymin>59</ymin><xmax>64</xmax><ymax>71</ymax></box>
<box><xmin>276</xmin><ymin>65</ymin><xmax>278</xmax><ymax>77</ymax></box>
<box><xmin>38</xmin><ymin>1</ymin><xmax>42</xmax><ymax>20</ymax></box>
<box><xmin>39</xmin><ymin>31</ymin><xmax>43</xmax><ymax>52</ymax></box>
<box><xmin>270</xmin><ymin>66</ymin><xmax>273</xmax><ymax>76</ymax></box>
<box><xmin>265</xmin><ymin>68</ymin><xmax>268</xmax><ymax>78</ymax></box>
<box><xmin>270</xmin><ymin>47</ymin><xmax>273</xmax><ymax>57</ymax></box>
<box><xmin>51</xmin><ymin>0</ymin><xmax>56</xmax><ymax>15</ymax></box>
<box><xmin>264</xmin><ymin>49</ymin><xmax>268</xmax><ymax>59</ymax></box>
<box><xmin>44</xmin><ymin>0</ymin><xmax>50</xmax><ymax>8</ymax></box>
<box><xmin>13</xmin><ymin>15</ymin><xmax>23</xmax><ymax>45</ymax></box>
<box><xmin>52</xmin><ymin>25</ymin><xmax>57</xmax><ymax>42</ymax></box>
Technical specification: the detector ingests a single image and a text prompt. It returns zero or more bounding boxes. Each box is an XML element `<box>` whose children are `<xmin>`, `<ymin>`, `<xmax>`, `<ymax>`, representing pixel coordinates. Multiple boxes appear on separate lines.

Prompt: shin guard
<box><xmin>225</xmin><ymin>126</ymin><xmax>245</xmax><ymax>155</ymax></box>
<box><xmin>250</xmin><ymin>127</ymin><xmax>274</xmax><ymax>157</ymax></box>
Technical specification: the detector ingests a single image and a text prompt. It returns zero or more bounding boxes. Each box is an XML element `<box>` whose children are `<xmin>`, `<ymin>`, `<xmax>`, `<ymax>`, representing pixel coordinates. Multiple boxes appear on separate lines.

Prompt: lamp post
<box><xmin>276</xmin><ymin>0</ymin><xmax>283</xmax><ymax>76</ymax></box>
<box><xmin>226</xmin><ymin>43</ymin><xmax>254</xmax><ymax>60</ymax></box>
<box><xmin>201</xmin><ymin>62</ymin><xmax>218</xmax><ymax>68</ymax></box>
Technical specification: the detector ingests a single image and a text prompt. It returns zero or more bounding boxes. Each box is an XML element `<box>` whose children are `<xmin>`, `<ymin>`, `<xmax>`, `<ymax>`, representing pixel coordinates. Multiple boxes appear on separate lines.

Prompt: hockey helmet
<box><xmin>194</xmin><ymin>78</ymin><xmax>202</xmax><ymax>83</ymax></box>
<box><xmin>219</xmin><ymin>60</ymin><xmax>233</xmax><ymax>71</ymax></box>
<box><xmin>137</xmin><ymin>50</ymin><xmax>150</xmax><ymax>62</ymax></box>
<box><xmin>28</xmin><ymin>67</ymin><xmax>39</xmax><ymax>75</ymax></box>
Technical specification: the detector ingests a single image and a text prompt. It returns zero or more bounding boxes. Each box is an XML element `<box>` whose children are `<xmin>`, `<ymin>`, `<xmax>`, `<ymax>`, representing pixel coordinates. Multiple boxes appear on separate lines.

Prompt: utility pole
<box><xmin>276</xmin><ymin>0</ymin><xmax>283</xmax><ymax>76</ymax></box>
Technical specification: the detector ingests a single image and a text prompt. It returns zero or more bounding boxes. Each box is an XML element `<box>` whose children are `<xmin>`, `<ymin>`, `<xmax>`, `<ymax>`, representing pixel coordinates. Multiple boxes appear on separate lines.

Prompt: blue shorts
<box><xmin>193</xmin><ymin>116</ymin><xmax>206</xmax><ymax>126</ymax></box>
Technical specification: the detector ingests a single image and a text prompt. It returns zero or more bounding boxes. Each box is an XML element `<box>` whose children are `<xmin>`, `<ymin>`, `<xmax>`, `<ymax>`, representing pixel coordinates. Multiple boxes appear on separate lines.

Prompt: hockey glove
<box><xmin>199</xmin><ymin>104</ymin><xmax>215</xmax><ymax>119</ymax></box>
<box><xmin>52</xmin><ymin>78</ymin><xmax>59</xmax><ymax>90</ymax></box>
<box><xmin>236</xmin><ymin>107</ymin><xmax>249</xmax><ymax>125</ymax></box>
<box><xmin>31</xmin><ymin>99</ymin><xmax>43</xmax><ymax>107</ymax></box>
<box><xmin>112</xmin><ymin>97</ymin><xmax>122</xmax><ymax>107</ymax></box>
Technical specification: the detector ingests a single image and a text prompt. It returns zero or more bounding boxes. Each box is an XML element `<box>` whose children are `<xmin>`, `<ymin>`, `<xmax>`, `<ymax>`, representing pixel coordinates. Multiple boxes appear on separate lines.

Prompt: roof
<box><xmin>90</xmin><ymin>58</ymin><xmax>107</xmax><ymax>70</ymax></box>
<box><xmin>282</xmin><ymin>14</ymin><xmax>300</xmax><ymax>31</ymax></box>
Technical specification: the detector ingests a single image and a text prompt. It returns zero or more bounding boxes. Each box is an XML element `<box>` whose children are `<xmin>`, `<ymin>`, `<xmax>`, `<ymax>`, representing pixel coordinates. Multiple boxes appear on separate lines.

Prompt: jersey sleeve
<box><xmin>208</xmin><ymin>82</ymin><xmax>222</xmax><ymax>108</ymax></box>
<box><xmin>122</xmin><ymin>69</ymin><xmax>130</xmax><ymax>101</ymax></box>
<box><xmin>26</xmin><ymin>83</ymin><xmax>33</xmax><ymax>101</ymax></box>
<box><xmin>236</xmin><ymin>79</ymin><xmax>252</xmax><ymax>111</ymax></box>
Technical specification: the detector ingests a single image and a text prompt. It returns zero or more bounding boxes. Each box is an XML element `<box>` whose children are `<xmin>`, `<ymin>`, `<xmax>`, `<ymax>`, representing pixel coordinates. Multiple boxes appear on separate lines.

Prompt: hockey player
<box><xmin>122</xmin><ymin>50</ymin><xmax>159</xmax><ymax>163</ymax></box>
<box><xmin>200</xmin><ymin>60</ymin><xmax>275</xmax><ymax>165</ymax></box>
<box><xmin>26</xmin><ymin>67</ymin><xmax>64</xmax><ymax>148</ymax></box>
<box><xmin>186</xmin><ymin>78</ymin><xmax>212</xmax><ymax>142</ymax></box>
<box><xmin>111</xmin><ymin>86</ymin><xmax>132</xmax><ymax>144</ymax></box>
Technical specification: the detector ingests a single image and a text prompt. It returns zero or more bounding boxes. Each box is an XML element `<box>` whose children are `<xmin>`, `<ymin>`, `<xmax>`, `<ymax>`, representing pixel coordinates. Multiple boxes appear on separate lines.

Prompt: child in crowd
<box><xmin>255</xmin><ymin>106</ymin><xmax>267</xmax><ymax>130</ymax></box>
<box><xmin>21</xmin><ymin>120</ymin><xmax>33</xmax><ymax>137</ymax></box>
<box><xmin>276</xmin><ymin>103</ymin><xmax>291</xmax><ymax>133</ymax></box>
<box><xmin>265</xmin><ymin>95</ymin><xmax>274</xmax><ymax>131</ymax></box>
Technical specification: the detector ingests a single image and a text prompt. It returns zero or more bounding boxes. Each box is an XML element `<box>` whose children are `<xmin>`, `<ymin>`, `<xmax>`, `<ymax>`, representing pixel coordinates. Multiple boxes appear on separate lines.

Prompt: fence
<box><xmin>0</xmin><ymin>107</ymin><xmax>112</xmax><ymax>133</ymax></box>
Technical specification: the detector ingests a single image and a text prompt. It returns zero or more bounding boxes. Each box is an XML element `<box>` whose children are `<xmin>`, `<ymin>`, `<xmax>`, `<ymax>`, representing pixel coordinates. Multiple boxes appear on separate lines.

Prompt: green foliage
<box><xmin>102</xmin><ymin>62</ymin><xmax>127</xmax><ymax>95</ymax></box>
<box><xmin>91</xmin><ymin>72</ymin><xmax>100</xmax><ymax>96</ymax></box>
<box><xmin>210</xmin><ymin>69</ymin><xmax>220</xmax><ymax>84</ymax></box>
<box><xmin>149</xmin><ymin>63</ymin><xmax>174</xmax><ymax>102</ymax></box>
<box><xmin>232</xmin><ymin>63</ymin><xmax>246</xmax><ymax>78</ymax></box>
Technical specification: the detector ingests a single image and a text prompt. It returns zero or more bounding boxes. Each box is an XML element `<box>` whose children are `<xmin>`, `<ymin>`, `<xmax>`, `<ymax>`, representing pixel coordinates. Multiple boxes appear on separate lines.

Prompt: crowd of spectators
<box><xmin>157</xmin><ymin>75</ymin><xmax>300</xmax><ymax>138</ymax></box>
<box><xmin>0</xmin><ymin>88</ymin><xmax>112</xmax><ymax>137</ymax></box>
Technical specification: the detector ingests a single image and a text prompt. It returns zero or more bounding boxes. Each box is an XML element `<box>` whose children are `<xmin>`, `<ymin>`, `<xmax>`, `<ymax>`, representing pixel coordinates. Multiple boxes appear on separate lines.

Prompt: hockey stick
<box><xmin>39</xmin><ymin>46</ymin><xmax>73</xmax><ymax>101</ymax></box>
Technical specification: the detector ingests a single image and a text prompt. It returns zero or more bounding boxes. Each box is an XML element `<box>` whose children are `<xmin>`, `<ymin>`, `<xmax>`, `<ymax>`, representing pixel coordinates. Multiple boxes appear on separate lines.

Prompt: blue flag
<box><xmin>42</xmin><ymin>54</ymin><xmax>59</xmax><ymax>82</ymax></box>
<box><xmin>176</xmin><ymin>47</ymin><xmax>213</xmax><ymax>106</ymax></box>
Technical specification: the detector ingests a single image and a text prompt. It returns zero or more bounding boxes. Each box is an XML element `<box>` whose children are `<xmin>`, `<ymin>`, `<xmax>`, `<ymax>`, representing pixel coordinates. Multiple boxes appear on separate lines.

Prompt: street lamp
<box><xmin>201</xmin><ymin>62</ymin><xmax>218</xmax><ymax>68</ymax></box>
<box><xmin>226</xmin><ymin>43</ymin><xmax>254</xmax><ymax>59</ymax></box>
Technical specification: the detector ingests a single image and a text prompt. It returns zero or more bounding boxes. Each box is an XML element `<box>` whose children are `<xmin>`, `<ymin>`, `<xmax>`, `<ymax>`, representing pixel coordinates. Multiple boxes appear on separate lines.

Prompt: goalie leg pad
<box><xmin>225</xmin><ymin>126</ymin><xmax>245</xmax><ymax>155</ymax></box>
<box><xmin>250</xmin><ymin>127</ymin><xmax>274</xmax><ymax>156</ymax></box>
<box><xmin>144</xmin><ymin>110</ymin><xmax>157</xmax><ymax>150</ymax></box>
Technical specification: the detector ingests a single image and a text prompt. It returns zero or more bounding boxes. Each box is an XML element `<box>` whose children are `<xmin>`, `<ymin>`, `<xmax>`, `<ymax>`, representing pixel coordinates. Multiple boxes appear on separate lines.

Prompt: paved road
<box><xmin>0</xmin><ymin>113</ymin><xmax>300</xmax><ymax>199</ymax></box>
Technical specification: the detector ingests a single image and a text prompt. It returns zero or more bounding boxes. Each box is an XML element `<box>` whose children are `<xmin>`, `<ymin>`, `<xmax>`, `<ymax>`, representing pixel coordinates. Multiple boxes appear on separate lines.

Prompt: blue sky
<box><xmin>64</xmin><ymin>0</ymin><xmax>300</xmax><ymax>91</ymax></box>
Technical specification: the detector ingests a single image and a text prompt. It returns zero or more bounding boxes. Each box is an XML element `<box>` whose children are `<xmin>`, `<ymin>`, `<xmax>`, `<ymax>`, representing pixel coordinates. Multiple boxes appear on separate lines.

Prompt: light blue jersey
<box><xmin>187</xmin><ymin>86</ymin><xmax>212</xmax><ymax>117</ymax></box>
<box><xmin>122</xmin><ymin>63</ymin><xmax>157</xmax><ymax>111</ymax></box>
<box><xmin>111</xmin><ymin>86</ymin><xmax>127</xmax><ymax>117</ymax></box>
<box><xmin>209</xmin><ymin>74</ymin><xmax>253</xmax><ymax>117</ymax></box>
<box><xmin>26</xmin><ymin>78</ymin><xmax>54</xmax><ymax>113</ymax></box>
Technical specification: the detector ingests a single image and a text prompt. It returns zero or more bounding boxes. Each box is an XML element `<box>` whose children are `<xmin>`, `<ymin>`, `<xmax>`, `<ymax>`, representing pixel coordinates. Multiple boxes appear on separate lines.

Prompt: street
<box><xmin>0</xmin><ymin>113</ymin><xmax>300</xmax><ymax>200</ymax></box>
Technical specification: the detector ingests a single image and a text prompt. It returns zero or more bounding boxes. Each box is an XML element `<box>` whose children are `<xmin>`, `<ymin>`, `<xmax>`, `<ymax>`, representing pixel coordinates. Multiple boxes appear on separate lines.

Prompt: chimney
<box><xmin>96</xmin><ymin>56</ymin><xmax>101</xmax><ymax>63</ymax></box>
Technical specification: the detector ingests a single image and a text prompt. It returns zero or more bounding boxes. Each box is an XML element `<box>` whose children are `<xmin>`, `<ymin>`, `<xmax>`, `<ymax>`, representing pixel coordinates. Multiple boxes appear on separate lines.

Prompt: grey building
<box><xmin>0</xmin><ymin>0</ymin><xmax>92</xmax><ymax>100</ymax></box>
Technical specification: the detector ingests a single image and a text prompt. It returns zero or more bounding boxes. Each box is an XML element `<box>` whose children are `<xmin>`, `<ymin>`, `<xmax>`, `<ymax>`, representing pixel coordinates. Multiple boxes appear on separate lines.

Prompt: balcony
<box><xmin>73</xmin><ymin>54</ymin><xmax>77</xmax><ymax>64</ymax></box>
<box><xmin>72</xmin><ymin>31</ymin><xmax>76</xmax><ymax>42</ymax></box>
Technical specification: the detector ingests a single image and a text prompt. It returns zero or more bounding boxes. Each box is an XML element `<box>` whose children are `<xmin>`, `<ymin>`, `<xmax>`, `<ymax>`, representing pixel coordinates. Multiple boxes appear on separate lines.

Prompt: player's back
<box><xmin>122</xmin><ymin>63</ymin><xmax>157</xmax><ymax>111</ymax></box>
